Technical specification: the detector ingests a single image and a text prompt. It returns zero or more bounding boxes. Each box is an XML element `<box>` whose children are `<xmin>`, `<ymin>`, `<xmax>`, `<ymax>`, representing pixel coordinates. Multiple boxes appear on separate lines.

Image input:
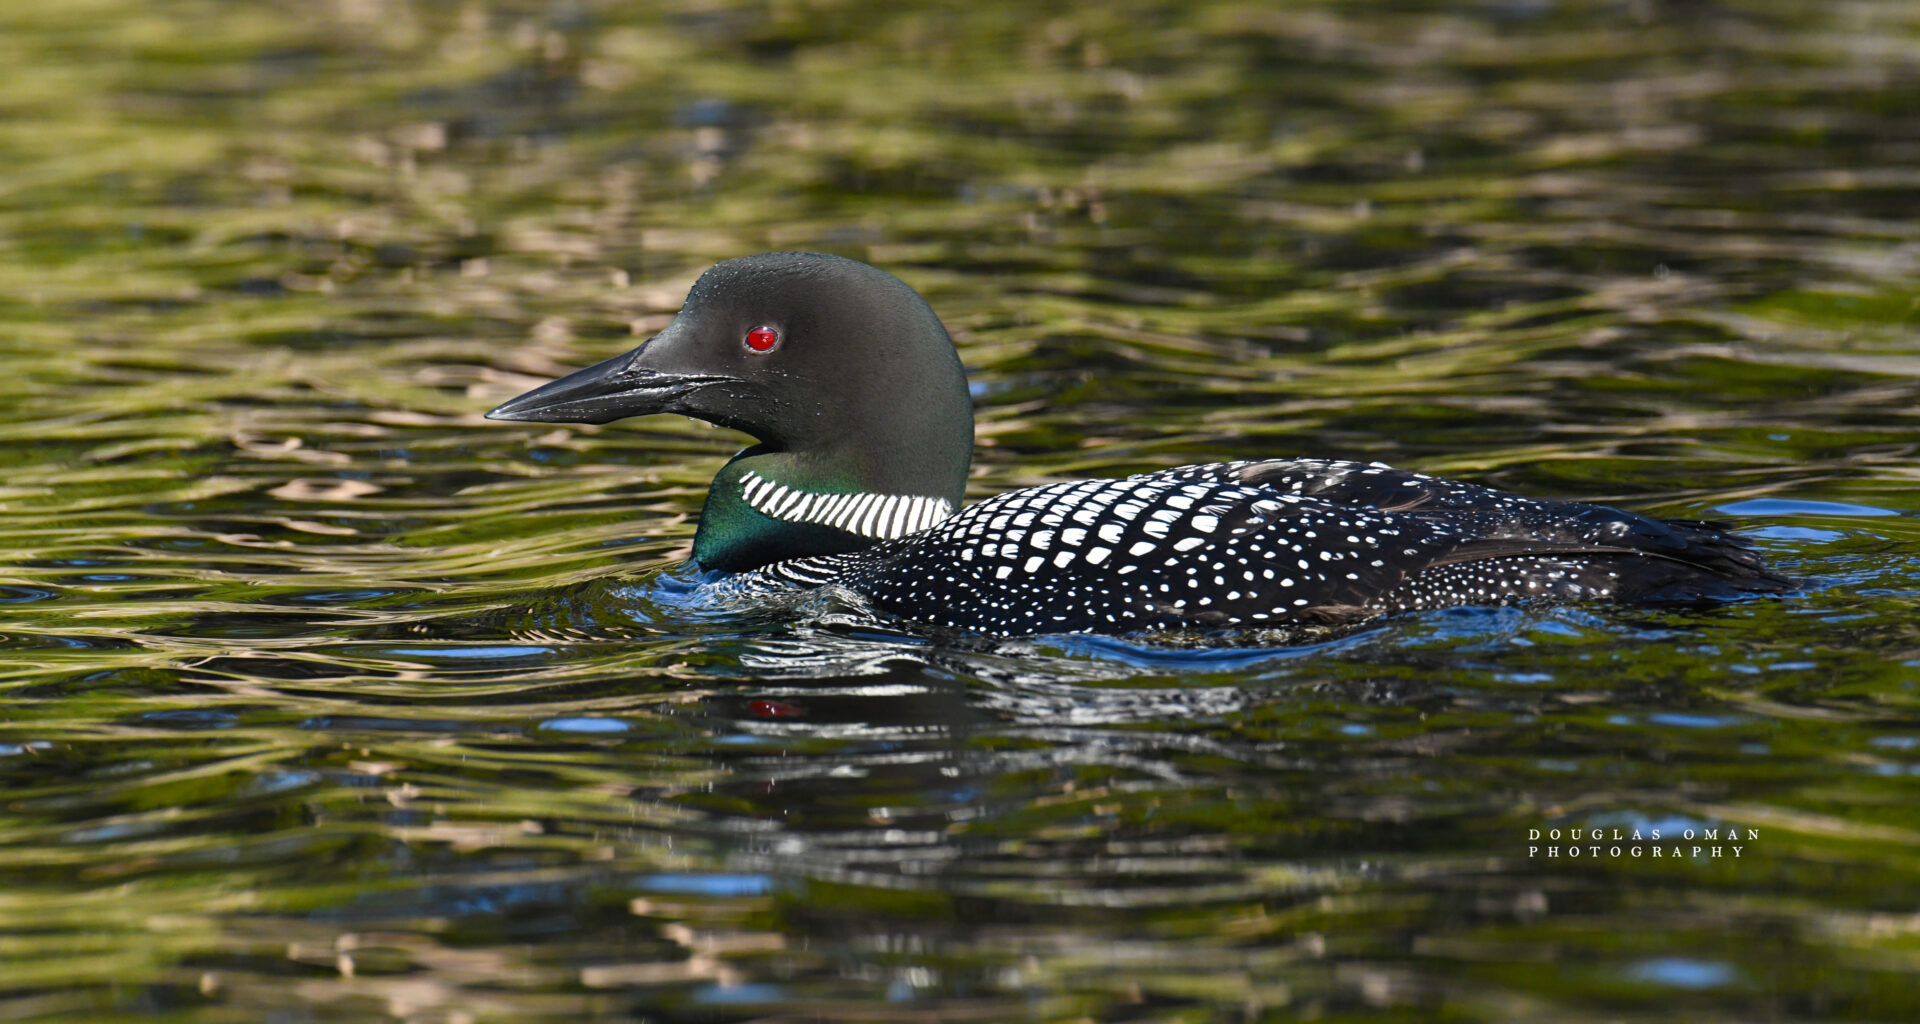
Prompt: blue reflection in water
<box><xmin>1605</xmin><ymin>712</ymin><xmax>1743</xmax><ymax>729</ymax></box>
<box><xmin>139</xmin><ymin>709</ymin><xmax>239</xmax><ymax>729</ymax></box>
<box><xmin>242</xmin><ymin>770</ymin><xmax>322</xmax><ymax>797</ymax></box>
<box><xmin>636</xmin><ymin>873</ymin><xmax>776</xmax><ymax>897</ymax></box>
<box><xmin>380</xmin><ymin>645</ymin><xmax>555</xmax><ymax>659</ymax></box>
<box><xmin>1586</xmin><ymin>812</ymin><xmax>1716</xmax><ymax>836</ymax></box>
<box><xmin>694</xmin><ymin>983</ymin><xmax>786</xmax><ymax>1005</ymax></box>
<box><xmin>1628</xmin><ymin>958</ymin><xmax>1738</xmax><ymax>989</ymax></box>
<box><xmin>294</xmin><ymin>589</ymin><xmax>403</xmax><ymax>603</ymax></box>
<box><xmin>1646</xmin><ymin>712</ymin><xmax>1742</xmax><ymax>729</ymax></box>
<box><xmin>1041</xmin><ymin>629</ymin><xmax>1378</xmax><ymax>669</ymax></box>
<box><xmin>538</xmin><ymin>717</ymin><xmax>629</xmax><ymax>734</ymax></box>
<box><xmin>1717</xmin><ymin>498</ymin><xmax>1897</xmax><ymax>517</ymax></box>
<box><xmin>1747</xmin><ymin>526</ymin><xmax>1845</xmax><ymax>542</ymax></box>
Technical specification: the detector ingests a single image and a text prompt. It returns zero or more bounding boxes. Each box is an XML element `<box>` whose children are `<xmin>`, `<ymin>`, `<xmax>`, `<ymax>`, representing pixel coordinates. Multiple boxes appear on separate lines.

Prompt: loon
<box><xmin>488</xmin><ymin>251</ymin><xmax>1791</xmax><ymax>637</ymax></box>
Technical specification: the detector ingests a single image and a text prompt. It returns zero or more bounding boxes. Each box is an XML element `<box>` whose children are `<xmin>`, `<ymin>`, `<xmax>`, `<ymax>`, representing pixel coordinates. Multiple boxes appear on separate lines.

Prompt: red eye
<box><xmin>744</xmin><ymin>326</ymin><xmax>780</xmax><ymax>353</ymax></box>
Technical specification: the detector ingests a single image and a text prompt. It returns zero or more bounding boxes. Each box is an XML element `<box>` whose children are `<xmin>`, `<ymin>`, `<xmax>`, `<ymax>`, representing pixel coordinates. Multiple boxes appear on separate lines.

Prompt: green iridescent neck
<box><xmin>693</xmin><ymin>448</ymin><xmax>958</xmax><ymax>571</ymax></box>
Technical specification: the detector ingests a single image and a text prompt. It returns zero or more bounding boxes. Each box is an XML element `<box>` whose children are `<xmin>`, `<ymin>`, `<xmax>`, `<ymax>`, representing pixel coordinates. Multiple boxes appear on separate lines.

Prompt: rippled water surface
<box><xmin>4</xmin><ymin>1</ymin><xmax>1920</xmax><ymax>1020</ymax></box>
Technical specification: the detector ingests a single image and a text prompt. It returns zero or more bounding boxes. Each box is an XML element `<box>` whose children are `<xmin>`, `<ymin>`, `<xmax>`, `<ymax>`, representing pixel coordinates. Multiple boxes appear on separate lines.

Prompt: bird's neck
<box><xmin>693</xmin><ymin>444</ymin><xmax>966</xmax><ymax>571</ymax></box>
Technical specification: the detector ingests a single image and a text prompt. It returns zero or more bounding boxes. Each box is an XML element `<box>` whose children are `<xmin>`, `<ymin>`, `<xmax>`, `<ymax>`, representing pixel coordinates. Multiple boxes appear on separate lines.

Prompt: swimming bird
<box><xmin>487</xmin><ymin>252</ymin><xmax>1791</xmax><ymax>637</ymax></box>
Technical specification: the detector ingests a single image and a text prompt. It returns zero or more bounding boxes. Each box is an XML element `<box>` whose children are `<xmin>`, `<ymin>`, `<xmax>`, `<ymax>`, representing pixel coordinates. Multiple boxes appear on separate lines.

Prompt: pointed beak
<box><xmin>485</xmin><ymin>349</ymin><xmax>739</xmax><ymax>425</ymax></box>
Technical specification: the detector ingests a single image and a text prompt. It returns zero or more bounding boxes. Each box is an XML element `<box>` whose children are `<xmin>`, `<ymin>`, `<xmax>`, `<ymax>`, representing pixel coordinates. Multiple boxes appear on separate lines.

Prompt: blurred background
<box><xmin>3</xmin><ymin>0</ymin><xmax>1920</xmax><ymax>1021</ymax></box>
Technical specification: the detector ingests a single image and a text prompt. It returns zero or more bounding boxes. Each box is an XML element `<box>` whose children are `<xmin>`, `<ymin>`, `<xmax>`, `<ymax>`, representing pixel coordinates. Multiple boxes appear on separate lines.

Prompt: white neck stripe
<box><xmin>738</xmin><ymin>470</ymin><xmax>953</xmax><ymax>540</ymax></box>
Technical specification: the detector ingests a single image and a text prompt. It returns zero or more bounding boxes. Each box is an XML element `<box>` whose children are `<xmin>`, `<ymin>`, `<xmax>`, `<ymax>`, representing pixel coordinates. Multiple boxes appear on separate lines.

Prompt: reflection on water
<box><xmin>3</xmin><ymin>0</ymin><xmax>1920</xmax><ymax>1019</ymax></box>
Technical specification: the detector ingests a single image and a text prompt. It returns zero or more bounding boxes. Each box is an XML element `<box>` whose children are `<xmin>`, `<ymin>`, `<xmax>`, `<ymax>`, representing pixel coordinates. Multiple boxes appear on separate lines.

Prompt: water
<box><xmin>3</xmin><ymin>0</ymin><xmax>1920</xmax><ymax>1020</ymax></box>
